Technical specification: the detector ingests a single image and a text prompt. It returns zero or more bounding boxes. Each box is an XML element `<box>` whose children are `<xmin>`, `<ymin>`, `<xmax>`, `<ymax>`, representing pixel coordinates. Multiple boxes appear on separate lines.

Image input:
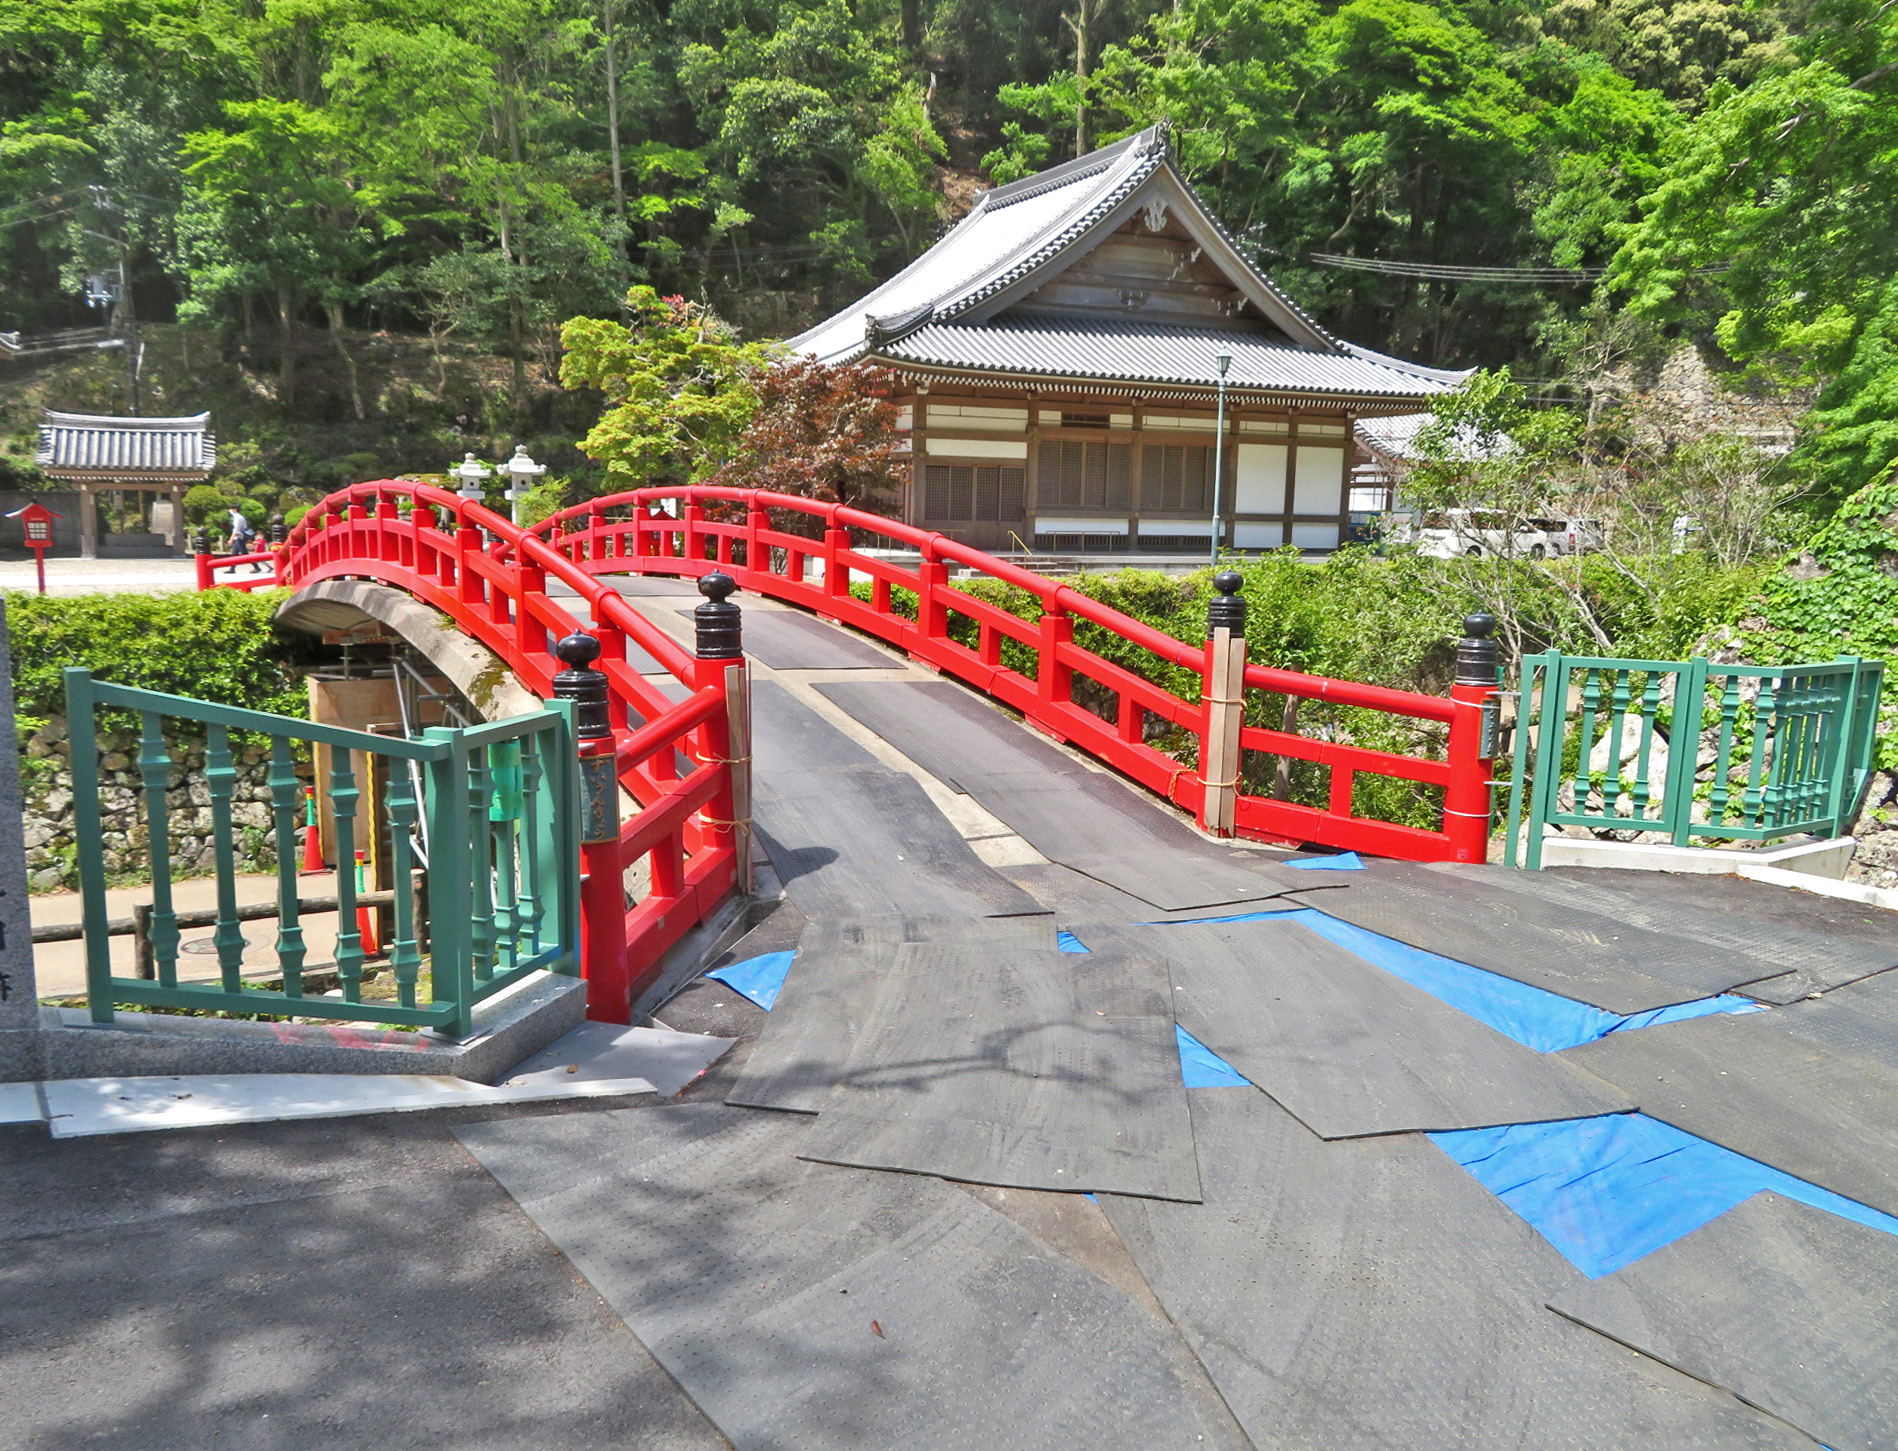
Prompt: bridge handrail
<box><xmin>530</xmin><ymin>486</ymin><xmax>1490</xmax><ymax>861</ymax></box>
<box><xmin>200</xmin><ymin>479</ymin><xmax>743</xmax><ymax>1019</ymax></box>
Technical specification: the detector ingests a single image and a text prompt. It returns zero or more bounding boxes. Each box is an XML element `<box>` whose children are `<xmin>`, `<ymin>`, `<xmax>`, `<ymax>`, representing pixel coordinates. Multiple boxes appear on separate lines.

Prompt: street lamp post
<box><xmin>500</xmin><ymin>445</ymin><xmax>548</xmax><ymax>527</ymax></box>
<box><xmin>1209</xmin><ymin>350</ymin><xmax>1232</xmax><ymax>566</ymax></box>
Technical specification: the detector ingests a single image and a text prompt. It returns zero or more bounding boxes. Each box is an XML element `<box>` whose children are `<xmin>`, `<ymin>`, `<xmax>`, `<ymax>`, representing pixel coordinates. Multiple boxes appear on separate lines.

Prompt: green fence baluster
<box><xmin>204</xmin><ymin>724</ymin><xmax>246</xmax><ymax>991</ymax></box>
<box><xmin>468</xmin><ymin>744</ymin><xmax>496</xmax><ymax>984</ymax></box>
<box><xmin>517</xmin><ymin>732</ymin><xmax>547</xmax><ymax>952</ymax></box>
<box><xmin>63</xmin><ymin>670</ymin><xmax>114</xmax><ymax>1023</ymax></box>
<box><xmin>1705</xmin><ymin>672</ymin><xmax>1741</xmax><ymax>832</ymax></box>
<box><xmin>489</xmin><ymin>740</ymin><xmax>522</xmax><ymax>969</ymax></box>
<box><xmin>1742</xmin><ymin>673</ymin><xmax>1779</xmax><ymax>830</ymax></box>
<box><xmin>385</xmin><ymin>767</ymin><xmax>424</xmax><ymax>1010</ymax></box>
<box><xmin>1629</xmin><ymin>673</ymin><xmax>1662</xmax><ymax>824</ymax></box>
<box><xmin>1571</xmin><ymin>667</ymin><xmax>1602</xmax><ymax>815</ymax></box>
<box><xmin>422</xmin><ymin>727</ymin><xmax>474</xmax><ymax>1036</ymax></box>
<box><xmin>1601</xmin><ymin>669</ymin><xmax>1633</xmax><ymax>817</ymax></box>
<box><xmin>330</xmin><ymin>751</ymin><xmax>364</xmax><ymax>1002</ymax></box>
<box><xmin>267</xmin><ymin>736</ymin><xmax>307</xmax><ymax>996</ymax></box>
<box><xmin>138</xmin><ymin>712</ymin><xmax>181</xmax><ymax>988</ymax></box>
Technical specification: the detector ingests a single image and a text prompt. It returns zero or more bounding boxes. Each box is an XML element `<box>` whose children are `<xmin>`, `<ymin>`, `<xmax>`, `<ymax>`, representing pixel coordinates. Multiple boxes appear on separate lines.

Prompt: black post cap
<box><xmin>1207</xmin><ymin>569</ymin><xmax>1247</xmax><ymax>639</ymax></box>
<box><xmin>1455</xmin><ymin>611</ymin><xmax>1501</xmax><ymax>686</ymax></box>
<box><xmin>552</xmin><ymin>632</ymin><xmax>612</xmax><ymax>740</ymax></box>
<box><xmin>695</xmin><ymin>571</ymin><xmax>743</xmax><ymax>660</ymax></box>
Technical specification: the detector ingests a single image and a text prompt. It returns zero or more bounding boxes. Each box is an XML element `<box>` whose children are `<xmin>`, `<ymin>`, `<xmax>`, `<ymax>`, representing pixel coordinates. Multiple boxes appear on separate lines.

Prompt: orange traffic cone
<box><xmin>355</xmin><ymin>850</ymin><xmax>381</xmax><ymax>957</ymax></box>
<box><xmin>299</xmin><ymin>786</ymin><xmax>326</xmax><ymax>874</ymax></box>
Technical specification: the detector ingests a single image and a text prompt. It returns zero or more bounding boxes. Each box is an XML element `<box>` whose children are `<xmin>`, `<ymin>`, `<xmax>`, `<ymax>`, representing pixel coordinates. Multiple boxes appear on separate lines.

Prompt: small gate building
<box><xmin>35</xmin><ymin>410</ymin><xmax>217</xmax><ymax>557</ymax></box>
<box><xmin>791</xmin><ymin>125</ymin><xmax>1466</xmax><ymax>554</ymax></box>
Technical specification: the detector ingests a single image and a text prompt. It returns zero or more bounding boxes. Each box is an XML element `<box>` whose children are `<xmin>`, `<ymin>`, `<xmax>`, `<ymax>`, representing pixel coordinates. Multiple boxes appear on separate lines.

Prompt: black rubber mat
<box><xmin>1290</xmin><ymin>866</ymin><xmax>1785</xmax><ymax>1014</ymax></box>
<box><xmin>672</xmin><ymin>602</ymin><xmax>893</xmax><ymax>669</ymax></box>
<box><xmin>600</xmin><ymin>574</ymin><xmax>703</xmax><ymax>596</ymax></box>
<box><xmin>1769</xmin><ymin>970</ymin><xmax>1898</xmax><ymax>1066</ymax></box>
<box><xmin>1002</xmin><ymin>862</ymin><xmax>1310</xmax><ymax>925</ymax></box>
<box><xmin>1434</xmin><ymin>863</ymin><xmax>1898</xmax><ymax>1003</ymax></box>
<box><xmin>755</xmin><ymin>766</ymin><xmax>1047</xmax><ymax>921</ymax></box>
<box><xmin>1561</xmin><ymin>1013</ymin><xmax>1898</xmax><ymax>1217</ymax></box>
<box><xmin>727</xmin><ymin>914</ymin><xmax>1058</xmax><ymax>1113</ymax></box>
<box><xmin>816</xmin><ymin>680</ymin><xmax>1088</xmax><ymax>790</ymax></box>
<box><xmin>1083</xmin><ymin>919</ymin><xmax>1633</xmax><ymax>1137</ymax></box>
<box><xmin>1550</xmin><ymin>1192</ymin><xmax>1898</xmax><ymax>1451</ymax></box>
<box><xmin>749</xmin><ymin>679</ymin><xmax>885</xmax><ymax>775</ymax></box>
<box><xmin>818</xmin><ymin>681</ymin><xmax>1301</xmax><ymax>909</ymax></box>
<box><xmin>456</xmin><ymin>1104</ymin><xmax>1239</xmax><ymax>1449</ymax></box>
<box><xmin>1100</xmin><ymin>1092</ymin><xmax>1807</xmax><ymax>1449</ymax></box>
<box><xmin>798</xmin><ymin>942</ymin><xmax>1202</xmax><ymax>1200</ymax></box>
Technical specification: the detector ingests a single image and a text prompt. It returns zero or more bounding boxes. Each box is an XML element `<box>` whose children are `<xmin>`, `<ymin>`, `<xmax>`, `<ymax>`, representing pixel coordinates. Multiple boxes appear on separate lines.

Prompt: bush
<box><xmin>284</xmin><ymin>503</ymin><xmax>311</xmax><ymax>528</ymax></box>
<box><xmin>182</xmin><ymin>484</ymin><xmax>227</xmax><ymax>523</ymax></box>
<box><xmin>6</xmin><ymin>590</ymin><xmax>321</xmax><ymax>725</ymax></box>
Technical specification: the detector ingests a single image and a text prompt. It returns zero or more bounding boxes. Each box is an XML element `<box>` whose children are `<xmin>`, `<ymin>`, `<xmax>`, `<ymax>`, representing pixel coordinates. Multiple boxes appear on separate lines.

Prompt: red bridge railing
<box><xmin>200</xmin><ymin>482</ymin><xmax>743</xmax><ymax>1021</ymax></box>
<box><xmin>531</xmin><ymin>487</ymin><xmax>1498</xmax><ymax>863</ymax></box>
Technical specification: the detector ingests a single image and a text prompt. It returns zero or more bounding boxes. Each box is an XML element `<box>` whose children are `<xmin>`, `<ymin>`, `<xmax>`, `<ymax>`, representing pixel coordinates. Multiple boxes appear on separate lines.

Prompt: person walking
<box><xmin>226</xmin><ymin>506</ymin><xmax>265</xmax><ymax>573</ymax></box>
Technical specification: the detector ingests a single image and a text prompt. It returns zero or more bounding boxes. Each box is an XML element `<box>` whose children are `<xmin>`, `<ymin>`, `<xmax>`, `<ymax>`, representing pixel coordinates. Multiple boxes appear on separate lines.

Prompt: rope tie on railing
<box><xmin>1164</xmin><ymin>764</ymin><xmax>1202</xmax><ymax>806</ymax></box>
<box><xmin>699</xmin><ymin>814</ymin><xmax>754</xmax><ymax>830</ymax></box>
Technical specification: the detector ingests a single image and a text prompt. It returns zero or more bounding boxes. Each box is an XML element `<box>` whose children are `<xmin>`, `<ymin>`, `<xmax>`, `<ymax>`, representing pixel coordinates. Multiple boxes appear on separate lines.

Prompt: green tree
<box><xmin>560</xmin><ymin>286</ymin><xmax>771</xmax><ymax>488</ymax></box>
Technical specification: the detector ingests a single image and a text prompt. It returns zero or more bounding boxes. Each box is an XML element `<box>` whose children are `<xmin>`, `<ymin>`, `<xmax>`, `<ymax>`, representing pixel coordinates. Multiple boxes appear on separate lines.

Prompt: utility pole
<box><xmin>86</xmin><ymin>187</ymin><xmax>139</xmax><ymax>415</ymax></box>
<box><xmin>602</xmin><ymin>0</ymin><xmax>629</xmax><ymax>293</ymax></box>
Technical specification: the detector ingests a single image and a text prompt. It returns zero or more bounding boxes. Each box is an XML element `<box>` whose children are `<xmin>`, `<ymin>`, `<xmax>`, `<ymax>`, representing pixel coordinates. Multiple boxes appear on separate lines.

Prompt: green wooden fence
<box><xmin>1504</xmin><ymin>652</ymin><xmax>1884</xmax><ymax>870</ymax></box>
<box><xmin>65</xmin><ymin>669</ymin><xmax>581</xmax><ymax>1037</ymax></box>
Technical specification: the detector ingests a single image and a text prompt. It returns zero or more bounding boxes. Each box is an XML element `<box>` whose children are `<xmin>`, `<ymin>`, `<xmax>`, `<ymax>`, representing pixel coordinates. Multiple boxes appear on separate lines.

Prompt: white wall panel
<box><xmin>1234</xmin><ymin>443</ymin><xmax>1287</xmax><ymax>514</ymax></box>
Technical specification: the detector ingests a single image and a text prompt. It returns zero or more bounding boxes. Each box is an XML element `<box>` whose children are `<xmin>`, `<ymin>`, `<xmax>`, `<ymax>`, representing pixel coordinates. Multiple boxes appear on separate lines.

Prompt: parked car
<box><xmin>1389</xmin><ymin>510</ymin><xmax>1603</xmax><ymax>558</ymax></box>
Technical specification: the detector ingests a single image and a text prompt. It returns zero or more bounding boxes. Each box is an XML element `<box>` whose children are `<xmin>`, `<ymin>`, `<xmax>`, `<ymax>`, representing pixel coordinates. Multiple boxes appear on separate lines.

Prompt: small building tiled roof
<box><xmin>36</xmin><ymin>410</ymin><xmax>216</xmax><ymax>482</ymax></box>
<box><xmin>791</xmin><ymin>125</ymin><xmax>1468</xmax><ymax>405</ymax></box>
<box><xmin>885</xmin><ymin>314</ymin><xmax>1467</xmax><ymax>401</ymax></box>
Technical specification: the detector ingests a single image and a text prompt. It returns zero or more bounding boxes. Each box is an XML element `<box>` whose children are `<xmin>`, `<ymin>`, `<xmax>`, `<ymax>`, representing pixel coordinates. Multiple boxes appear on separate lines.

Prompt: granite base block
<box><xmin>36</xmin><ymin>971</ymin><xmax>586</xmax><ymax>1084</ymax></box>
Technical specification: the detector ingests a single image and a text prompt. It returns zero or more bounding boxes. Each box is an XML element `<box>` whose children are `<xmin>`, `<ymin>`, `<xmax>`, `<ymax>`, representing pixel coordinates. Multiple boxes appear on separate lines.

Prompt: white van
<box><xmin>1390</xmin><ymin>511</ymin><xmax>1602</xmax><ymax>558</ymax></box>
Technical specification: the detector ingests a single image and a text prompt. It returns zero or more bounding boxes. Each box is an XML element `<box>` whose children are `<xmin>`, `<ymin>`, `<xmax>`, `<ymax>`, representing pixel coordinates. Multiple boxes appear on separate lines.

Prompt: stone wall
<box><xmin>22</xmin><ymin>713</ymin><xmax>286</xmax><ymax>892</ymax></box>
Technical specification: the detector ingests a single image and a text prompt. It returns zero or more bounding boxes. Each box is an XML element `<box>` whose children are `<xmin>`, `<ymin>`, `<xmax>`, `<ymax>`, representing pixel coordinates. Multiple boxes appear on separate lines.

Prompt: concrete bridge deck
<box><xmin>6</xmin><ymin>584</ymin><xmax>1897</xmax><ymax>1448</ymax></box>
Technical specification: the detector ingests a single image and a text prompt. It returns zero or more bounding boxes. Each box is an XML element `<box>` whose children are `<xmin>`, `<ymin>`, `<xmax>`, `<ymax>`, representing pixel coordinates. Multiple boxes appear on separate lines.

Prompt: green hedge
<box><xmin>6</xmin><ymin>589</ymin><xmax>321</xmax><ymax>726</ymax></box>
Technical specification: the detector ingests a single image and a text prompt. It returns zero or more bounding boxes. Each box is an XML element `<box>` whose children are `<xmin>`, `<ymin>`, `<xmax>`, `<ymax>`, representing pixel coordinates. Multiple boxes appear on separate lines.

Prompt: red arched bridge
<box><xmin>197</xmin><ymin>480</ymin><xmax>1501</xmax><ymax>1020</ymax></box>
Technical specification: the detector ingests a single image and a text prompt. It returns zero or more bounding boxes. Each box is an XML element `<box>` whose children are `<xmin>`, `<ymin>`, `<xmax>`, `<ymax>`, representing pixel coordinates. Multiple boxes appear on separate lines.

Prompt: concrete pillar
<box><xmin>77</xmin><ymin>483</ymin><xmax>97</xmax><ymax>559</ymax></box>
<box><xmin>0</xmin><ymin>600</ymin><xmax>44</xmax><ymax>1080</ymax></box>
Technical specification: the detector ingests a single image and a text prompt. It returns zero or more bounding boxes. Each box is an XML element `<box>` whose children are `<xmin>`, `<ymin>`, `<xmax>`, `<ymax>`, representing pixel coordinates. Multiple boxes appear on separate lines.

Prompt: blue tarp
<box><xmin>1432</xmin><ymin>1113</ymin><xmax>1898</xmax><ymax>1278</ymax></box>
<box><xmin>1284</xmin><ymin>852</ymin><xmax>1367</xmax><ymax>871</ymax></box>
<box><xmin>1056</xmin><ymin>930</ymin><xmax>1091</xmax><ymax>954</ymax></box>
<box><xmin>1176</xmin><ymin>1025</ymin><xmax>1252</xmax><ymax>1088</ymax></box>
<box><xmin>1153</xmin><ymin>908</ymin><xmax>1762</xmax><ymax>1053</ymax></box>
<box><xmin>704</xmin><ymin>951</ymin><xmax>796</xmax><ymax>1011</ymax></box>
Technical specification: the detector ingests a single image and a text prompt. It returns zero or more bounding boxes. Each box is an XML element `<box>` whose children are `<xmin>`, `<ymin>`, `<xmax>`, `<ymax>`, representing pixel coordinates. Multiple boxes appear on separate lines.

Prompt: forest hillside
<box><xmin>2</xmin><ymin>0</ymin><xmax>1896</xmax><ymax>508</ymax></box>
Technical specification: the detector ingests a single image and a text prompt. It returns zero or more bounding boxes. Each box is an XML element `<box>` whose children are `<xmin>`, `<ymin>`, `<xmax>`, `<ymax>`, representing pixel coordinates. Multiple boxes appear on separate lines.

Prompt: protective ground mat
<box><xmin>1099</xmin><ymin>1092</ymin><xmax>1808</xmax><ymax>1449</ymax></box>
<box><xmin>1767</xmin><ymin>969</ymin><xmax>1898</xmax><ymax>1066</ymax></box>
<box><xmin>1288</xmin><ymin>866</ymin><xmax>1787</xmax><ymax>1014</ymax></box>
<box><xmin>1561</xmin><ymin>1012</ymin><xmax>1898</xmax><ymax>1218</ymax></box>
<box><xmin>754</xmin><ymin>766</ymin><xmax>1046</xmax><ymax>921</ymax></box>
<box><xmin>455</xmin><ymin>1104</ymin><xmax>1240</xmax><ymax>1450</ymax></box>
<box><xmin>1082</xmin><ymin>919</ymin><xmax>1632</xmax><ymax>1138</ymax></box>
<box><xmin>817</xmin><ymin>681</ymin><xmax>1300</xmax><ymax>910</ymax></box>
<box><xmin>749</xmin><ymin>679</ymin><xmax>886</xmax><ymax>775</ymax></box>
<box><xmin>798</xmin><ymin>941</ymin><xmax>1202</xmax><ymax>1200</ymax></box>
<box><xmin>815</xmin><ymin>680</ymin><xmax>1089</xmax><ymax>791</ymax></box>
<box><xmin>1549</xmin><ymin>1191</ymin><xmax>1898</xmax><ymax>1451</ymax></box>
<box><xmin>726</xmin><ymin>914</ymin><xmax>1058</xmax><ymax>1113</ymax></box>
<box><xmin>1000</xmin><ymin>862</ymin><xmax>1311</xmax><ymax>925</ymax></box>
<box><xmin>1427</xmin><ymin>862</ymin><xmax>1898</xmax><ymax>1003</ymax></box>
<box><xmin>672</xmin><ymin>602</ymin><xmax>893</xmax><ymax>669</ymax></box>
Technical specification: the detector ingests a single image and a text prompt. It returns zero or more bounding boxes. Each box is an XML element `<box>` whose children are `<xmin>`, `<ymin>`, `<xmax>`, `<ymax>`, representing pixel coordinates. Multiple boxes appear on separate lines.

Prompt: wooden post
<box><xmin>693</xmin><ymin>572</ymin><xmax>752</xmax><ymax>896</ymax></box>
<box><xmin>1200</xmin><ymin>570</ymin><xmax>1247</xmax><ymax>836</ymax></box>
<box><xmin>1445</xmin><ymin>612</ymin><xmax>1502</xmax><ymax>864</ymax></box>
<box><xmin>553</xmin><ymin>632</ymin><xmax>627</xmax><ymax>1022</ymax></box>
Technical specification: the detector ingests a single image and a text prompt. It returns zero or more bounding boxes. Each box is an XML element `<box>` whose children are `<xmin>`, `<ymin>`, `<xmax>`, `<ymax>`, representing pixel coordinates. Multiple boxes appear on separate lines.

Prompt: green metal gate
<box><xmin>1504</xmin><ymin>652</ymin><xmax>1884</xmax><ymax>870</ymax></box>
<box><xmin>65</xmin><ymin>668</ymin><xmax>581</xmax><ymax>1037</ymax></box>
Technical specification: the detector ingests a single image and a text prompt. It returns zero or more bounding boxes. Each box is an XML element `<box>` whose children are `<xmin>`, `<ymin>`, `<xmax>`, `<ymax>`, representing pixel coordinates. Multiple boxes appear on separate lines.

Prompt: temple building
<box><xmin>792</xmin><ymin>125</ymin><xmax>1467</xmax><ymax>554</ymax></box>
<box><xmin>35</xmin><ymin>410</ymin><xmax>216</xmax><ymax>557</ymax></box>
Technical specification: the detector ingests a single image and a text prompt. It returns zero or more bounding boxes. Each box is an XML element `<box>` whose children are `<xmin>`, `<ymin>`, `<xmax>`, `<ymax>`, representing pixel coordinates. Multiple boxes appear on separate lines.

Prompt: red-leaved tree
<box><xmin>712</xmin><ymin>359</ymin><xmax>907</xmax><ymax>519</ymax></box>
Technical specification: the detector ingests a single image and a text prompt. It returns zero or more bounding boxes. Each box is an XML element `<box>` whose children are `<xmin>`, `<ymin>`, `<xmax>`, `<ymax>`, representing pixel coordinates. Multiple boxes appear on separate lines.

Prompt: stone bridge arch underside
<box><xmin>275</xmin><ymin>578</ymin><xmax>545</xmax><ymax>723</ymax></box>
